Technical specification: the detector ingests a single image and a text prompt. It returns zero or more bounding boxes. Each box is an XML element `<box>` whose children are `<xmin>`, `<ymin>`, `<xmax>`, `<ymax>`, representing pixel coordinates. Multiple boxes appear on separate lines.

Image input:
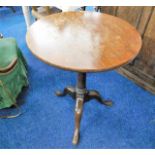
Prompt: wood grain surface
<box><xmin>100</xmin><ymin>6</ymin><xmax>155</xmax><ymax>94</ymax></box>
<box><xmin>26</xmin><ymin>11</ymin><xmax>142</xmax><ymax>72</ymax></box>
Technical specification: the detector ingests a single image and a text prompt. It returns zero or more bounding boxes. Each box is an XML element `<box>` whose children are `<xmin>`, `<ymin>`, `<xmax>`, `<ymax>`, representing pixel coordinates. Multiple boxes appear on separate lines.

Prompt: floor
<box><xmin>0</xmin><ymin>6</ymin><xmax>155</xmax><ymax>149</ymax></box>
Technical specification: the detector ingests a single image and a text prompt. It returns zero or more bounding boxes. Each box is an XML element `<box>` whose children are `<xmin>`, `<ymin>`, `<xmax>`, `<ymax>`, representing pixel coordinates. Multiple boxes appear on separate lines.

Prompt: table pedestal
<box><xmin>56</xmin><ymin>73</ymin><xmax>112</xmax><ymax>145</ymax></box>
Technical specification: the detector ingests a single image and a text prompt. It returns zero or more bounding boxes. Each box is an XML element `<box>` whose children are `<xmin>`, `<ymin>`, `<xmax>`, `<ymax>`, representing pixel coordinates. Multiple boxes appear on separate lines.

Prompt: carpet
<box><xmin>0</xmin><ymin>6</ymin><xmax>155</xmax><ymax>149</ymax></box>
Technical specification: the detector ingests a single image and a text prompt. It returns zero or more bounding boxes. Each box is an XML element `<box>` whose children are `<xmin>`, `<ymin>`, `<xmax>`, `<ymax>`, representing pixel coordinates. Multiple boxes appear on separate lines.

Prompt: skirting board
<box><xmin>117</xmin><ymin>67</ymin><xmax>155</xmax><ymax>95</ymax></box>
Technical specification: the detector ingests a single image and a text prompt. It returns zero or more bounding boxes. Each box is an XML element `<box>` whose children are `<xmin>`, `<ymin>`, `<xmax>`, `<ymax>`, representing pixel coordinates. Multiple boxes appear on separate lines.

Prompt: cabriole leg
<box><xmin>72</xmin><ymin>96</ymin><xmax>84</xmax><ymax>145</ymax></box>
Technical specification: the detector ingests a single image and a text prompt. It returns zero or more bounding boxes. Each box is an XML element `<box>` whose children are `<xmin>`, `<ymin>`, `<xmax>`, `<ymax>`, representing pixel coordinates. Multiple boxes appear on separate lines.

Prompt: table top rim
<box><xmin>26</xmin><ymin>11</ymin><xmax>142</xmax><ymax>73</ymax></box>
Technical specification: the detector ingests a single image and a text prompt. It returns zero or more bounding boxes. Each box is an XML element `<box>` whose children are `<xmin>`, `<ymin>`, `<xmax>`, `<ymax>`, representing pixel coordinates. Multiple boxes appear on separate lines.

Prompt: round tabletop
<box><xmin>26</xmin><ymin>11</ymin><xmax>142</xmax><ymax>72</ymax></box>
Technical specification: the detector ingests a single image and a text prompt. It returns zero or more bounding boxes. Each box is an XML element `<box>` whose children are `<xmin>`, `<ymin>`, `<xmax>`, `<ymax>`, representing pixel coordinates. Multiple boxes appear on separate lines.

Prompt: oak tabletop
<box><xmin>26</xmin><ymin>11</ymin><xmax>142</xmax><ymax>72</ymax></box>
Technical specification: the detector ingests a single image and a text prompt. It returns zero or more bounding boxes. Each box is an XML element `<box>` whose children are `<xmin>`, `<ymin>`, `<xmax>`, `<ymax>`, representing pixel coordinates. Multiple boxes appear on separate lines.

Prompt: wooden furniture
<box><xmin>57</xmin><ymin>6</ymin><xmax>85</xmax><ymax>12</ymax></box>
<box><xmin>26</xmin><ymin>11</ymin><xmax>142</xmax><ymax>145</ymax></box>
<box><xmin>31</xmin><ymin>6</ymin><xmax>86</xmax><ymax>20</ymax></box>
<box><xmin>100</xmin><ymin>6</ymin><xmax>155</xmax><ymax>94</ymax></box>
<box><xmin>22</xmin><ymin>6</ymin><xmax>85</xmax><ymax>29</ymax></box>
<box><xmin>31</xmin><ymin>6</ymin><xmax>62</xmax><ymax>20</ymax></box>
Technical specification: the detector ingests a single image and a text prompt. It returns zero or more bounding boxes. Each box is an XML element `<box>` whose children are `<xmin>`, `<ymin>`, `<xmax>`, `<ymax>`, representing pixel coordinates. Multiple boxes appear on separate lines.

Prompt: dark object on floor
<box><xmin>94</xmin><ymin>6</ymin><xmax>102</xmax><ymax>12</ymax></box>
<box><xmin>0</xmin><ymin>33</ymin><xmax>3</xmax><ymax>38</ymax></box>
<box><xmin>7</xmin><ymin>7</ymin><xmax>16</xmax><ymax>13</ymax></box>
<box><xmin>0</xmin><ymin>6</ymin><xmax>16</xmax><ymax>13</ymax></box>
<box><xmin>100</xmin><ymin>6</ymin><xmax>155</xmax><ymax>94</ymax></box>
<box><xmin>0</xmin><ymin>37</ymin><xmax>28</xmax><ymax>117</ymax></box>
<box><xmin>81</xmin><ymin>6</ymin><xmax>86</xmax><ymax>11</ymax></box>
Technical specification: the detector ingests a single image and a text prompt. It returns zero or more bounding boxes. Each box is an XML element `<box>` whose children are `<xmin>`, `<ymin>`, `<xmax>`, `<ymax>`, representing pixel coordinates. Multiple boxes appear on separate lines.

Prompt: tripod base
<box><xmin>56</xmin><ymin>87</ymin><xmax>112</xmax><ymax>106</ymax></box>
<box><xmin>55</xmin><ymin>73</ymin><xmax>112</xmax><ymax>145</ymax></box>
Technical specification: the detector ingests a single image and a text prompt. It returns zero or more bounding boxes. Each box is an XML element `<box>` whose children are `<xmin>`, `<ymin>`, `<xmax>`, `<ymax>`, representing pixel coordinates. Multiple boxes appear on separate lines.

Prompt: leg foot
<box><xmin>55</xmin><ymin>86</ymin><xmax>76</xmax><ymax>98</ymax></box>
<box><xmin>87</xmin><ymin>90</ymin><xmax>112</xmax><ymax>106</ymax></box>
<box><xmin>72</xmin><ymin>97</ymin><xmax>84</xmax><ymax>145</ymax></box>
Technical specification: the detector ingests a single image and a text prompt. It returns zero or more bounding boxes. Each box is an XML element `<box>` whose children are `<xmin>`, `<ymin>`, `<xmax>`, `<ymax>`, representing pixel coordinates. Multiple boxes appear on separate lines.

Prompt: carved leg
<box><xmin>55</xmin><ymin>86</ymin><xmax>76</xmax><ymax>99</ymax></box>
<box><xmin>72</xmin><ymin>96</ymin><xmax>84</xmax><ymax>145</ymax></box>
<box><xmin>55</xmin><ymin>72</ymin><xmax>113</xmax><ymax>145</ymax></box>
<box><xmin>87</xmin><ymin>90</ymin><xmax>112</xmax><ymax>106</ymax></box>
